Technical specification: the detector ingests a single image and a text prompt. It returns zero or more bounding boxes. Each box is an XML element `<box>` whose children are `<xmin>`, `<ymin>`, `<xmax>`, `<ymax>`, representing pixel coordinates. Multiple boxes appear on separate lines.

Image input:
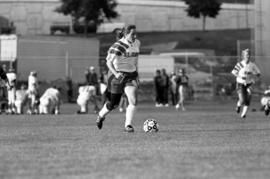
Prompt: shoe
<box><xmin>96</xmin><ymin>116</ymin><xmax>105</xmax><ymax>129</ymax></box>
<box><xmin>265</xmin><ymin>106</ymin><xmax>270</xmax><ymax>116</ymax></box>
<box><xmin>77</xmin><ymin>110</ymin><xmax>87</xmax><ymax>114</ymax></box>
<box><xmin>236</xmin><ymin>106</ymin><xmax>241</xmax><ymax>114</ymax></box>
<box><xmin>124</xmin><ymin>125</ymin><xmax>134</xmax><ymax>133</ymax></box>
<box><xmin>241</xmin><ymin>114</ymin><xmax>246</xmax><ymax>119</ymax></box>
<box><xmin>165</xmin><ymin>104</ymin><xmax>169</xmax><ymax>107</ymax></box>
<box><xmin>175</xmin><ymin>104</ymin><xmax>180</xmax><ymax>109</ymax></box>
<box><xmin>119</xmin><ymin>108</ymin><xmax>124</xmax><ymax>112</ymax></box>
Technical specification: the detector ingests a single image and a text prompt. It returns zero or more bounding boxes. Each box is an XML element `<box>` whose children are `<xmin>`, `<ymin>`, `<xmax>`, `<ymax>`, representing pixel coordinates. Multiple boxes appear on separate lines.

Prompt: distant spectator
<box><xmin>154</xmin><ymin>69</ymin><xmax>163</xmax><ymax>107</ymax></box>
<box><xmin>6</xmin><ymin>68</ymin><xmax>17</xmax><ymax>114</ymax></box>
<box><xmin>175</xmin><ymin>68</ymin><xmax>189</xmax><ymax>111</ymax></box>
<box><xmin>27</xmin><ymin>71</ymin><xmax>39</xmax><ymax>114</ymax></box>
<box><xmin>169</xmin><ymin>72</ymin><xmax>178</xmax><ymax>106</ymax></box>
<box><xmin>161</xmin><ymin>68</ymin><xmax>170</xmax><ymax>107</ymax></box>
<box><xmin>15</xmin><ymin>84</ymin><xmax>28</xmax><ymax>114</ymax></box>
<box><xmin>0</xmin><ymin>64</ymin><xmax>11</xmax><ymax>113</ymax></box>
<box><xmin>66</xmin><ymin>76</ymin><xmax>73</xmax><ymax>103</ymax></box>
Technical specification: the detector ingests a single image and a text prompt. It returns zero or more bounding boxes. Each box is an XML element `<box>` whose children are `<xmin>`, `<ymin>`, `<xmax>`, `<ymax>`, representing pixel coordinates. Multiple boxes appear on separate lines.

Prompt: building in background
<box><xmin>0</xmin><ymin>0</ymin><xmax>254</xmax><ymax>35</ymax></box>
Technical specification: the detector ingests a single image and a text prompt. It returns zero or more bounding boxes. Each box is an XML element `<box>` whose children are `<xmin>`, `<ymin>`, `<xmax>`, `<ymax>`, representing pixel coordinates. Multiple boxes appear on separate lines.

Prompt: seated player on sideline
<box><xmin>261</xmin><ymin>86</ymin><xmax>270</xmax><ymax>116</ymax></box>
<box><xmin>15</xmin><ymin>84</ymin><xmax>28</xmax><ymax>114</ymax></box>
<box><xmin>39</xmin><ymin>86</ymin><xmax>61</xmax><ymax>115</ymax></box>
<box><xmin>76</xmin><ymin>85</ymin><xmax>99</xmax><ymax>114</ymax></box>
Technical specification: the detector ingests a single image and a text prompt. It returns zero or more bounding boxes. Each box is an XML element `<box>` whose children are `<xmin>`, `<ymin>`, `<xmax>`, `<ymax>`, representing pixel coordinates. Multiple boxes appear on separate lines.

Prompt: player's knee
<box><xmin>106</xmin><ymin>101</ymin><xmax>119</xmax><ymax>111</ymax></box>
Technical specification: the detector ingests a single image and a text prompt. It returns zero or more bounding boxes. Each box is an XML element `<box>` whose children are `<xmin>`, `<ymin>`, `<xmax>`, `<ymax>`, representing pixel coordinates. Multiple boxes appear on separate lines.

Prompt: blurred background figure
<box><xmin>65</xmin><ymin>76</ymin><xmax>73</xmax><ymax>103</ymax></box>
<box><xmin>261</xmin><ymin>85</ymin><xmax>270</xmax><ymax>116</ymax></box>
<box><xmin>76</xmin><ymin>84</ymin><xmax>99</xmax><ymax>114</ymax></box>
<box><xmin>85</xmin><ymin>66</ymin><xmax>99</xmax><ymax>113</ymax></box>
<box><xmin>154</xmin><ymin>69</ymin><xmax>163</xmax><ymax>107</ymax></box>
<box><xmin>169</xmin><ymin>72</ymin><xmax>178</xmax><ymax>106</ymax></box>
<box><xmin>0</xmin><ymin>64</ymin><xmax>9</xmax><ymax>114</ymax></box>
<box><xmin>27</xmin><ymin>71</ymin><xmax>39</xmax><ymax>114</ymax></box>
<box><xmin>175</xmin><ymin>68</ymin><xmax>189</xmax><ymax>111</ymax></box>
<box><xmin>161</xmin><ymin>68</ymin><xmax>169</xmax><ymax>107</ymax></box>
<box><xmin>99</xmin><ymin>70</ymin><xmax>108</xmax><ymax>105</ymax></box>
<box><xmin>6</xmin><ymin>68</ymin><xmax>17</xmax><ymax>114</ymax></box>
<box><xmin>39</xmin><ymin>86</ymin><xmax>61</xmax><ymax>115</ymax></box>
<box><xmin>15</xmin><ymin>84</ymin><xmax>28</xmax><ymax>114</ymax></box>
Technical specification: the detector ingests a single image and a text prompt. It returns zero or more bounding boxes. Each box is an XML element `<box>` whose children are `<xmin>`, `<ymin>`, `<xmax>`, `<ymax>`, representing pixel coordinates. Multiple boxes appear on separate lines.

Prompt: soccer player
<box><xmin>6</xmin><ymin>68</ymin><xmax>17</xmax><ymax>114</ymax></box>
<box><xmin>260</xmin><ymin>86</ymin><xmax>270</xmax><ymax>116</ymax></box>
<box><xmin>76</xmin><ymin>85</ymin><xmax>98</xmax><ymax>114</ymax></box>
<box><xmin>39</xmin><ymin>86</ymin><xmax>61</xmax><ymax>114</ymax></box>
<box><xmin>27</xmin><ymin>71</ymin><xmax>39</xmax><ymax>114</ymax></box>
<box><xmin>175</xmin><ymin>68</ymin><xmax>189</xmax><ymax>111</ymax></box>
<box><xmin>231</xmin><ymin>48</ymin><xmax>261</xmax><ymax>118</ymax></box>
<box><xmin>96</xmin><ymin>25</ymin><xmax>140</xmax><ymax>132</ymax></box>
<box><xmin>15</xmin><ymin>84</ymin><xmax>28</xmax><ymax>114</ymax></box>
<box><xmin>0</xmin><ymin>64</ymin><xmax>11</xmax><ymax>113</ymax></box>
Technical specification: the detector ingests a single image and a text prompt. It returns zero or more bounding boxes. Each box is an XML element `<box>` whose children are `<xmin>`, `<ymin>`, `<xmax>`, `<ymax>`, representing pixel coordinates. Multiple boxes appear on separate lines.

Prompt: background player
<box><xmin>27</xmin><ymin>71</ymin><xmax>39</xmax><ymax>114</ymax></box>
<box><xmin>231</xmin><ymin>48</ymin><xmax>261</xmax><ymax>118</ymax></box>
<box><xmin>76</xmin><ymin>85</ymin><xmax>98</xmax><ymax>114</ymax></box>
<box><xmin>39</xmin><ymin>86</ymin><xmax>61</xmax><ymax>114</ymax></box>
<box><xmin>6</xmin><ymin>68</ymin><xmax>17</xmax><ymax>114</ymax></box>
<box><xmin>15</xmin><ymin>84</ymin><xmax>28</xmax><ymax>114</ymax></box>
<box><xmin>175</xmin><ymin>68</ymin><xmax>189</xmax><ymax>111</ymax></box>
<box><xmin>260</xmin><ymin>86</ymin><xmax>270</xmax><ymax>116</ymax></box>
<box><xmin>96</xmin><ymin>25</ymin><xmax>140</xmax><ymax>132</ymax></box>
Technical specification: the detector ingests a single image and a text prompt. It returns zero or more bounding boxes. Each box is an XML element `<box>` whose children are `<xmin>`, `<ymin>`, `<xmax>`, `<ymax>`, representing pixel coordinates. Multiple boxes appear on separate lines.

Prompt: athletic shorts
<box><xmin>107</xmin><ymin>71</ymin><xmax>139</xmax><ymax>94</ymax></box>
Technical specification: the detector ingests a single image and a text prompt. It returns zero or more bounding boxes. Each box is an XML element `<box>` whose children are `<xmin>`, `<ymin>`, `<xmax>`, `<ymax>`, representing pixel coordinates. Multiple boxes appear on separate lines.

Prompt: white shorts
<box><xmin>8</xmin><ymin>88</ymin><xmax>16</xmax><ymax>104</ymax></box>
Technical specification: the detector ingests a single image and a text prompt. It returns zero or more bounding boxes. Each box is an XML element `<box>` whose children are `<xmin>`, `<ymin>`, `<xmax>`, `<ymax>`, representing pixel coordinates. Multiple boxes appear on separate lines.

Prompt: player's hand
<box><xmin>115</xmin><ymin>72</ymin><xmax>122</xmax><ymax>79</ymax></box>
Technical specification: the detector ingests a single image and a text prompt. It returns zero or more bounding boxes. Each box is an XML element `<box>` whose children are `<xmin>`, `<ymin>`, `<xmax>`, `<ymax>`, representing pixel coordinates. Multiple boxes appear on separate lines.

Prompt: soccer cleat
<box><xmin>265</xmin><ymin>106</ymin><xmax>270</xmax><ymax>116</ymax></box>
<box><xmin>175</xmin><ymin>104</ymin><xmax>180</xmax><ymax>109</ymax></box>
<box><xmin>96</xmin><ymin>116</ymin><xmax>105</xmax><ymax>129</ymax></box>
<box><xmin>241</xmin><ymin>114</ymin><xmax>246</xmax><ymax>119</ymax></box>
<box><xmin>236</xmin><ymin>106</ymin><xmax>241</xmax><ymax>114</ymax></box>
<box><xmin>77</xmin><ymin>110</ymin><xmax>87</xmax><ymax>114</ymax></box>
<box><xmin>124</xmin><ymin>125</ymin><xmax>134</xmax><ymax>133</ymax></box>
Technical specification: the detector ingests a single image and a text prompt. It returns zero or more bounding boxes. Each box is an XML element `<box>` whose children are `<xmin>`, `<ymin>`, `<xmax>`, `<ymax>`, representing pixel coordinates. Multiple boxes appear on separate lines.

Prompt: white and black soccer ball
<box><xmin>143</xmin><ymin>118</ymin><xmax>159</xmax><ymax>132</ymax></box>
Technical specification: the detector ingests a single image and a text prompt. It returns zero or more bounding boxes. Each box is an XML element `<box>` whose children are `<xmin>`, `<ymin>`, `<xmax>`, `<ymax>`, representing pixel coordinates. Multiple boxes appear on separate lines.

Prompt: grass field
<box><xmin>1</xmin><ymin>100</ymin><xmax>270</xmax><ymax>179</ymax></box>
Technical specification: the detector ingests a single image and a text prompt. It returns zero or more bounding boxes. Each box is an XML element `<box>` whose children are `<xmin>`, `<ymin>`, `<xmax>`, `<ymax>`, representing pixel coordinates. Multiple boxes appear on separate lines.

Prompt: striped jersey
<box><xmin>231</xmin><ymin>60</ymin><xmax>260</xmax><ymax>84</ymax></box>
<box><xmin>106</xmin><ymin>38</ymin><xmax>140</xmax><ymax>72</ymax></box>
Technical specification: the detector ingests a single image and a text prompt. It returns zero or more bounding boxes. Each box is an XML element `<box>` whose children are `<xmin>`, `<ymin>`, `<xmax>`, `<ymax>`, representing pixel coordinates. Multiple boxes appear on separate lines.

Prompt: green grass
<box><xmin>1</xmin><ymin>100</ymin><xmax>270</xmax><ymax>179</ymax></box>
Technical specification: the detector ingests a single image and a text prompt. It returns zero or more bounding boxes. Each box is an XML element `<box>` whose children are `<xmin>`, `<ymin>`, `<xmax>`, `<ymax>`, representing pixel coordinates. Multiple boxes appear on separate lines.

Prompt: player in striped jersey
<box><xmin>96</xmin><ymin>25</ymin><xmax>140</xmax><ymax>132</ymax></box>
<box><xmin>231</xmin><ymin>48</ymin><xmax>261</xmax><ymax>118</ymax></box>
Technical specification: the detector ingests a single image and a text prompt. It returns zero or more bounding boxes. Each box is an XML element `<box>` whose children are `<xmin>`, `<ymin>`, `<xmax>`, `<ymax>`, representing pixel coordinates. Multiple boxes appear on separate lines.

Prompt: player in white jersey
<box><xmin>260</xmin><ymin>86</ymin><xmax>270</xmax><ymax>116</ymax></box>
<box><xmin>27</xmin><ymin>71</ymin><xmax>39</xmax><ymax>114</ymax></box>
<box><xmin>96</xmin><ymin>25</ymin><xmax>140</xmax><ymax>132</ymax></box>
<box><xmin>39</xmin><ymin>87</ymin><xmax>61</xmax><ymax>114</ymax></box>
<box><xmin>231</xmin><ymin>48</ymin><xmax>261</xmax><ymax>118</ymax></box>
<box><xmin>15</xmin><ymin>84</ymin><xmax>28</xmax><ymax>114</ymax></box>
<box><xmin>6</xmin><ymin>68</ymin><xmax>17</xmax><ymax>114</ymax></box>
<box><xmin>76</xmin><ymin>85</ymin><xmax>98</xmax><ymax>114</ymax></box>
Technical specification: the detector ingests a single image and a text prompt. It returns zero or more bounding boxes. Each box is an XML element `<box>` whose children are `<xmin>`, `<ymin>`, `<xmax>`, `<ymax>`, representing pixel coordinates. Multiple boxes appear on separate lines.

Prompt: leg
<box><xmin>124</xmin><ymin>85</ymin><xmax>137</xmax><ymax>130</ymax></box>
<box><xmin>96</xmin><ymin>93</ymin><xmax>122</xmax><ymax>129</ymax></box>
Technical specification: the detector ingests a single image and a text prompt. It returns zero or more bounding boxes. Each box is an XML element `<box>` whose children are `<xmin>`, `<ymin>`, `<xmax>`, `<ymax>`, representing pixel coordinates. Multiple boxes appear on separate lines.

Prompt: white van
<box><xmin>138</xmin><ymin>55</ymin><xmax>174</xmax><ymax>81</ymax></box>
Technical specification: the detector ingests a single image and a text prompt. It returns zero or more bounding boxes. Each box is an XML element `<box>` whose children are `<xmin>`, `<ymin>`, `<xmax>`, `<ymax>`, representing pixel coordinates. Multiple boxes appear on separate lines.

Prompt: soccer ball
<box><xmin>143</xmin><ymin>118</ymin><xmax>159</xmax><ymax>132</ymax></box>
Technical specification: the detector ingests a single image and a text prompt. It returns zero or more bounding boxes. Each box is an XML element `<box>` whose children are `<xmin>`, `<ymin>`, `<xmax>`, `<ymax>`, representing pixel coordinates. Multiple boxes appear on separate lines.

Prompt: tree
<box><xmin>183</xmin><ymin>0</ymin><xmax>222</xmax><ymax>31</ymax></box>
<box><xmin>55</xmin><ymin>0</ymin><xmax>119</xmax><ymax>34</ymax></box>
